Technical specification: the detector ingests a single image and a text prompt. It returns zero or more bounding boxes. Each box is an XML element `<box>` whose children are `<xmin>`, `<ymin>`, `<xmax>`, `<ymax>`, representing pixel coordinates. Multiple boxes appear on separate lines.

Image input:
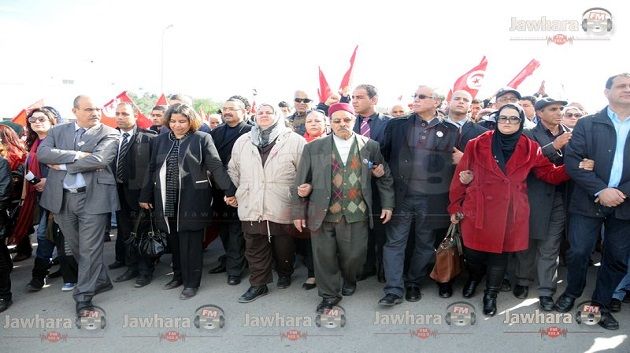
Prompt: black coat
<box><xmin>381</xmin><ymin>114</ymin><xmax>459</xmax><ymax>228</ymax></box>
<box><xmin>523</xmin><ymin>123</ymin><xmax>570</xmax><ymax>239</ymax></box>
<box><xmin>456</xmin><ymin>120</ymin><xmax>488</xmax><ymax>152</ymax></box>
<box><xmin>139</xmin><ymin>131</ymin><xmax>236</xmax><ymax>232</ymax></box>
<box><xmin>113</xmin><ymin>127</ymin><xmax>156</xmax><ymax>211</ymax></box>
<box><xmin>565</xmin><ymin>107</ymin><xmax>630</xmax><ymax>219</ymax></box>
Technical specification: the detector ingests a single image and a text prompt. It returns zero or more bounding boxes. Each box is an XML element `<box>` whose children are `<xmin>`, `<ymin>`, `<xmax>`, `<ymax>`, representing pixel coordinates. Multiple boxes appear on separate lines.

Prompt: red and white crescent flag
<box><xmin>448</xmin><ymin>56</ymin><xmax>488</xmax><ymax>101</ymax></box>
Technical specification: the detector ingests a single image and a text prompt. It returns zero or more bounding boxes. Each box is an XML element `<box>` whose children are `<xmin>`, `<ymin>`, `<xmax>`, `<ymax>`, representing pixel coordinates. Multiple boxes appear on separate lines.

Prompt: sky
<box><xmin>0</xmin><ymin>0</ymin><xmax>628</xmax><ymax>119</ymax></box>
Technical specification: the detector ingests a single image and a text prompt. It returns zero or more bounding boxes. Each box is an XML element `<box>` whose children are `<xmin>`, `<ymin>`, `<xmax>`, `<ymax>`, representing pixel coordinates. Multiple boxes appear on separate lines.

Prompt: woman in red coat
<box><xmin>448</xmin><ymin>103</ymin><xmax>569</xmax><ymax>316</ymax></box>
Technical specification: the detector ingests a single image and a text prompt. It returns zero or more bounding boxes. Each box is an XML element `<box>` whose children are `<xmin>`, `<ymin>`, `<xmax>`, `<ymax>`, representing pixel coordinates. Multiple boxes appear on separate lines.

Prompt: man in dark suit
<box><xmin>207</xmin><ymin>98</ymin><xmax>252</xmax><ymax>285</ymax></box>
<box><xmin>109</xmin><ymin>102</ymin><xmax>156</xmax><ymax>287</ymax></box>
<box><xmin>38</xmin><ymin>95</ymin><xmax>120</xmax><ymax>314</ymax></box>
<box><xmin>292</xmin><ymin>102</ymin><xmax>394</xmax><ymax>313</ymax></box>
<box><xmin>515</xmin><ymin>98</ymin><xmax>571</xmax><ymax>310</ymax></box>
<box><xmin>351</xmin><ymin>84</ymin><xmax>391</xmax><ymax>282</ymax></box>
<box><xmin>379</xmin><ymin>85</ymin><xmax>459</xmax><ymax>306</ymax></box>
<box><xmin>555</xmin><ymin>73</ymin><xmax>630</xmax><ymax>330</ymax></box>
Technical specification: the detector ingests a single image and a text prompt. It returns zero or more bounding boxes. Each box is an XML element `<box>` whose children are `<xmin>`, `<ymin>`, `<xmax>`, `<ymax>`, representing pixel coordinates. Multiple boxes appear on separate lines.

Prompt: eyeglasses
<box><xmin>28</xmin><ymin>116</ymin><xmax>48</xmax><ymax>123</ymax></box>
<box><xmin>497</xmin><ymin>116</ymin><xmax>522</xmax><ymax>124</ymax></box>
<box><xmin>412</xmin><ymin>94</ymin><xmax>434</xmax><ymax>100</ymax></box>
<box><xmin>294</xmin><ymin>98</ymin><xmax>312</xmax><ymax>104</ymax></box>
<box><xmin>564</xmin><ymin>113</ymin><xmax>583</xmax><ymax>118</ymax></box>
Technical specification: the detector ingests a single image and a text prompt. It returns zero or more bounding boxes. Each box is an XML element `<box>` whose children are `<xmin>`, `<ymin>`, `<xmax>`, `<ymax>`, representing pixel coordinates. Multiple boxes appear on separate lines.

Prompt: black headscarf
<box><xmin>492</xmin><ymin>103</ymin><xmax>525</xmax><ymax>172</ymax></box>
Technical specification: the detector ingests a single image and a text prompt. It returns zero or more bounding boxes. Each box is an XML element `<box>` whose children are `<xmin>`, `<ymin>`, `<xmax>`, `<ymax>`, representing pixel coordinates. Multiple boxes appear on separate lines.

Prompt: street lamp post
<box><xmin>160</xmin><ymin>24</ymin><xmax>174</xmax><ymax>94</ymax></box>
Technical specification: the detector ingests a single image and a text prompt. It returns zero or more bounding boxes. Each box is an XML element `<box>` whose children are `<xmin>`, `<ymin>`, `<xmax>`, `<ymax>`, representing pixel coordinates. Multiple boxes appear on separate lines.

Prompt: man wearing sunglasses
<box><xmin>286</xmin><ymin>90</ymin><xmax>313</xmax><ymax>136</ymax></box>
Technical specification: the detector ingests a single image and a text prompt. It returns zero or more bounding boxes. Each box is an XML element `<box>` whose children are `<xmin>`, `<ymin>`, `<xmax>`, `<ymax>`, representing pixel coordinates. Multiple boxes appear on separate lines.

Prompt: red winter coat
<box><xmin>448</xmin><ymin>131</ymin><xmax>569</xmax><ymax>253</ymax></box>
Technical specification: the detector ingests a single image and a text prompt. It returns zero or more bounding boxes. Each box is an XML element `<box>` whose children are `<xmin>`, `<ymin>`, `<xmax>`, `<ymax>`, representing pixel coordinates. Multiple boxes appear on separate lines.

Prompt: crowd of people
<box><xmin>0</xmin><ymin>73</ymin><xmax>629</xmax><ymax>332</ymax></box>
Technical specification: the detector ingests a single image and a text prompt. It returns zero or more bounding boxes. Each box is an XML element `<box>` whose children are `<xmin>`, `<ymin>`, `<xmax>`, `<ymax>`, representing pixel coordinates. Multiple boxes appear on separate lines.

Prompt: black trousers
<box><xmin>167</xmin><ymin>218</ymin><xmax>204</xmax><ymax>288</ymax></box>
<box><xmin>0</xmin><ymin>237</ymin><xmax>12</xmax><ymax>300</ymax></box>
<box><xmin>115</xmin><ymin>188</ymin><xmax>154</xmax><ymax>277</ymax></box>
<box><xmin>217</xmin><ymin>213</ymin><xmax>246</xmax><ymax>277</ymax></box>
<box><xmin>464</xmin><ymin>247</ymin><xmax>509</xmax><ymax>290</ymax></box>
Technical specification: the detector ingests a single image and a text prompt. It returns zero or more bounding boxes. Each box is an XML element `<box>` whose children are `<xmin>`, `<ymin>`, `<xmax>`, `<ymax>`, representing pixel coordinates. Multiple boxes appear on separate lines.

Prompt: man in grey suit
<box><xmin>292</xmin><ymin>102</ymin><xmax>395</xmax><ymax>314</ymax></box>
<box><xmin>38</xmin><ymin>95</ymin><xmax>120</xmax><ymax>314</ymax></box>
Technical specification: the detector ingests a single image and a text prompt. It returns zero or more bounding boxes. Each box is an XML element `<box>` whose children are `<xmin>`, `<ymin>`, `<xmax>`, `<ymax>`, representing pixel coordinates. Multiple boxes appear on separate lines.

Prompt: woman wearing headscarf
<box><xmin>448</xmin><ymin>103</ymin><xmax>570</xmax><ymax>316</ymax></box>
<box><xmin>139</xmin><ymin>103</ymin><xmax>236</xmax><ymax>300</ymax></box>
<box><xmin>228</xmin><ymin>103</ymin><xmax>306</xmax><ymax>303</ymax></box>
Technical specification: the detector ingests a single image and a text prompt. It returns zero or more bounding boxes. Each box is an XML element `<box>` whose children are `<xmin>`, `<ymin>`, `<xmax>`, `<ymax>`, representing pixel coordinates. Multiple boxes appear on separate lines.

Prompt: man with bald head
<box><xmin>38</xmin><ymin>95</ymin><xmax>120</xmax><ymax>315</ymax></box>
<box><xmin>445</xmin><ymin>90</ymin><xmax>488</xmax><ymax>158</ymax></box>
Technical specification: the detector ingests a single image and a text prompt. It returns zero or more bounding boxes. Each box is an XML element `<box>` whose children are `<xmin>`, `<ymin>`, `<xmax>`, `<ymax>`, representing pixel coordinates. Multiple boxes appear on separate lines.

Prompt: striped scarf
<box><xmin>164</xmin><ymin>132</ymin><xmax>187</xmax><ymax>217</ymax></box>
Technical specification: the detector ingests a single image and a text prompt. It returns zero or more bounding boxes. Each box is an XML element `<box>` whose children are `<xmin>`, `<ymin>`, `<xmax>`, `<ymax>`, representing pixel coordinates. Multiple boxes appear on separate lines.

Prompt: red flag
<box><xmin>11</xmin><ymin>99</ymin><xmax>44</xmax><ymax>126</ymax></box>
<box><xmin>318</xmin><ymin>66</ymin><xmax>333</xmax><ymax>102</ymax></box>
<box><xmin>506</xmin><ymin>59</ymin><xmax>541</xmax><ymax>89</ymax></box>
<box><xmin>449</xmin><ymin>56</ymin><xmax>488</xmax><ymax>100</ymax></box>
<box><xmin>155</xmin><ymin>94</ymin><xmax>168</xmax><ymax>106</ymax></box>
<box><xmin>101</xmin><ymin>91</ymin><xmax>152</xmax><ymax>129</ymax></box>
<box><xmin>339</xmin><ymin>45</ymin><xmax>358</xmax><ymax>92</ymax></box>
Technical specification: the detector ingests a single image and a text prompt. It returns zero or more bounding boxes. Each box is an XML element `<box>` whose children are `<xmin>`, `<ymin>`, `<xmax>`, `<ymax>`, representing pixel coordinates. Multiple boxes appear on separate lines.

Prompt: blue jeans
<box><xmin>35</xmin><ymin>207</ymin><xmax>55</xmax><ymax>261</ymax></box>
<box><xmin>613</xmin><ymin>254</ymin><xmax>630</xmax><ymax>300</ymax></box>
<box><xmin>564</xmin><ymin>213</ymin><xmax>630</xmax><ymax>308</ymax></box>
<box><xmin>383</xmin><ymin>195</ymin><xmax>435</xmax><ymax>297</ymax></box>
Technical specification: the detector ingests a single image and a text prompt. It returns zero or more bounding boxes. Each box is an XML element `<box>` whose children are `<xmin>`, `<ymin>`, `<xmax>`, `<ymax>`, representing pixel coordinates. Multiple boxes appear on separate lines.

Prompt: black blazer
<box><xmin>353</xmin><ymin>112</ymin><xmax>391</xmax><ymax>144</ymax></box>
<box><xmin>113</xmin><ymin>127</ymin><xmax>156</xmax><ymax>210</ymax></box>
<box><xmin>381</xmin><ymin>114</ymin><xmax>459</xmax><ymax>228</ymax></box>
<box><xmin>565</xmin><ymin>107</ymin><xmax>630</xmax><ymax>219</ymax></box>
<box><xmin>456</xmin><ymin>120</ymin><xmax>488</xmax><ymax>152</ymax></box>
<box><xmin>139</xmin><ymin>131</ymin><xmax>236</xmax><ymax>232</ymax></box>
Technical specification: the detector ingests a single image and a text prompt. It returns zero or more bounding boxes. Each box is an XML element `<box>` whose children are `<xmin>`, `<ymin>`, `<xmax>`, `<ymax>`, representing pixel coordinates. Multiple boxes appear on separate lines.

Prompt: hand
<box><xmin>537</xmin><ymin>80</ymin><xmax>546</xmax><ymax>96</ymax></box>
<box><xmin>579</xmin><ymin>158</ymin><xmax>595</xmax><ymax>171</ymax></box>
<box><xmin>338</xmin><ymin>86</ymin><xmax>350</xmax><ymax>98</ymax></box>
<box><xmin>380</xmin><ymin>209</ymin><xmax>393</xmax><ymax>224</ymax></box>
<box><xmin>293</xmin><ymin>219</ymin><xmax>306</xmax><ymax>232</ymax></box>
<box><xmin>551</xmin><ymin>132</ymin><xmax>572</xmax><ymax>150</ymax></box>
<box><xmin>459</xmin><ymin>170</ymin><xmax>473</xmax><ymax>185</ymax></box>
<box><xmin>139</xmin><ymin>202</ymin><xmax>153</xmax><ymax>210</ymax></box>
<box><xmin>224</xmin><ymin>196</ymin><xmax>238</xmax><ymax>207</ymax></box>
<box><xmin>47</xmin><ymin>164</ymin><xmax>62</xmax><ymax>170</ymax></box>
<box><xmin>450</xmin><ymin>212</ymin><xmax>463</xmax><ymax>224</ymax></box>
<box><xmin>76</xmin><ymin>151</ymin><xmax>92</xmax><ymax>159</ymax></box>
<box><xmin>595</xmin><ymin>188</ymin><xmax>626</xmax><ymax>207</ymax></box>
<box><xmin>297</xmin><ymin>183</ymin><xmax>313</xmax><ymax>197</ymax></box>
<box><xmin>452</xmin><ymin>147</ymin><xmax>463</xmax><ymax>165</ymax></box>
<box><xmin>371</xmin><ymin>164</ymin><xmax>385</xmax><ymax>178</ymax></box>
<box><xmin>34</xmin><ymin>178</ymin><xmax>46</xmax><ymax>192</ymax></box>
<box><xmin>325</xmin><ymin>93</ymin><xmax>340</xmax><ymax>106</ymax></box>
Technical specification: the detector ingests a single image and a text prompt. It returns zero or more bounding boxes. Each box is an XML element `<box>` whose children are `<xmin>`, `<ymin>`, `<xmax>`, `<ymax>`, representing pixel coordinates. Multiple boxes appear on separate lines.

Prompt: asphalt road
<box><xmin>2</xmin><ymin>233</ymin><xmax>629</xmax><ymax>353</ymax></box>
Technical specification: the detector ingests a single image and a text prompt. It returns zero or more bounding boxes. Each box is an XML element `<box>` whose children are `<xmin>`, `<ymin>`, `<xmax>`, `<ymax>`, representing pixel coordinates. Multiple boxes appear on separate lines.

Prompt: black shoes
<box><xmin>483</xmin><ymin>290</ymin><xmax>498</xmax><ymax>316</ymax></box>
<box><xmin>513</xmin><ymin>285</ymin><xmax>529</xmax><ymax>299</ymax></box>
<box><xmin>316</xmin><ymin>297</ymin><xmax>341</xmax><ymax>314</ymax></box>
<box><xmin>26</xmin><ymin>277</ymin><xmax>45</xmax><ymax>292</ymax></box>
<box><xmin>164</xmin><ymin>278</ymin><xmax>183</xmax><ymax>290</ymax></box>
<box><xmin>405</xmin><ymin>286</ymin><xmax>421</xmax><ymax>302</ymax></box>
<box><xmin>277</xmin><ymin>276</ymin><xmax>291</xmax><ymax>289</ymax></box>
<box><xmin>239</xmin><ymin>285</ymin><xmax>269</xmax><ymax>303</ymax></box>
<box><xmin>114</xmin><ymin>270</ymin><xmax>138</xmax><ymax>283</ymax></box>
<box><xmin>227</xmin><ymin>276</ymin><xmax>241</xmax><ymax>286</ymax></box>
<box><xmin>438</xmin><ymin>283</ymin><xmax>453</xmax><ymax>298</ymax></box>
<box><xmin>179</xmin><ymin>287</ymin><xmax>198</xmax><ymax>300</ymax></box>
<box><xmin>76</xmin><ymin>300</ymin><xmax>93</xmax><ymax>314</ymax></box>
<box><xmin>598</xmin><ymin>311</ymin><xmax>619</xmax><ymax>330</ymax></box>
<box><xmin>610</xmin><ymin>298</ymin><xmax>622</xmax><ymax>312</ymax></box>
<box><xmin>0</xmin><ymin>298</ymin><xmax>12</xmax><ymax>313</ymax></box>
<box><xmin>108</xmin><ymin>261</ymin><xmax>125</xmax><ymax>270</ymax></box>
<box><xmin>302</xmin><ymin>278</ymin><xmax>316</xmax><ymax>290</ymax></box>
<box><xmin>378</xmin><ymin>293</ymin><xmax>403</xmax><ymax>306</ymax></box>
<box><xmin>134</xmin><ymin>276</ymin><xmax>152</xmax><ymax>288</ymax></box>
<box><xmin>553</xmin><ymin>294</ymin><xmax>575</xmax><ymax>313</ymax></box>
<box><xmin>462</xmin><ymin>280</ymin><xmax>480</xmax><ymax>298</ymax></box>
<box><xmin>95</xmin><ymin>282</ymin><xmax>114</xmax><ymax>295</ymax></box>
<box><xmin>500</xmin><ymin>278</ymin><xmax>511</xmax><ymax>292</ymax></box>
<box><xmin>342</xmin><ymin>284</ymin><xmax>356</xmax><ymax>296</ymax></box>
<box><xmin>539</xmin><ymin>296</ymin><xmax>555</xmax><ymax>311</ymax></box>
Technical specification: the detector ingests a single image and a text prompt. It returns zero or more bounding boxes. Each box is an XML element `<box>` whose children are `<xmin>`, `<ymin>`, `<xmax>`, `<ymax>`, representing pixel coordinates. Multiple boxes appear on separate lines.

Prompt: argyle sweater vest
<box><xmin>324</xmin><ymin>139</ymin><xmax>368</xmax><ymax>223</ymax></box>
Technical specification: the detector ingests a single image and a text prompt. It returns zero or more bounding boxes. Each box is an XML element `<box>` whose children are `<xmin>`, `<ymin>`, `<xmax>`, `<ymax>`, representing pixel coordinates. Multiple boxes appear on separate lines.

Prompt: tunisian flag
<box><xmin>318</xmin><ymin>66</ymin><xmax>333</xmax><ymax>102</ymax></box>
<box><xmin>101</xmin><ymin>91</ymin><xmax>152</xmax><ymax>129</ymax></box>
<box><xmin>507</xmin><ymin>59</ymin><xmax>541</xmax><ymax>89</ymax></box>
<box><xmin>339</xmin><ymin>45</ymin><xmax>358</xmax><ymax>92</ymax></box>
<box><xmin>155</xmin><ymin>93</ymin><xmax>168</xmax><ymax>106</ymax></box>
<box><xmin>448</xmin><ymin>56</ymin><xmax>488</xmax><ymax>100</ymax></box>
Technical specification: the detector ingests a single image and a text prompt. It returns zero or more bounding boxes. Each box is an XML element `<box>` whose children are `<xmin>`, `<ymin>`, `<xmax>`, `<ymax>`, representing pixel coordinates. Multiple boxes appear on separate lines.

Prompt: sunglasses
<box><xmin>294</xmin><ymin>98</ymin><xmax>312</xmax><ymax>104</ymax></box>
<box><xmin>497</xmin><ymin>116</ymin><xmax>522</xmax><ymax>124</ymax></box>
<box><xmin>28</xmin><ymin>116</ymin><xmax>48</xmax><ymax>123</ymax></box>
<box><xmin>564</xmin><ymin>113</ymin><xmax>583</xmax><ymax>118</ymax></box>
<box><xmin>412</xmin><ymin>94</ymin><xmax>434</xmax><ymax>100</ymax></box>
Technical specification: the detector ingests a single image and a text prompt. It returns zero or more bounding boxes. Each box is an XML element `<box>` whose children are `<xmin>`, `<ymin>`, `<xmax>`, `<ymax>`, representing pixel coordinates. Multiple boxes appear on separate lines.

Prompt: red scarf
<box><xmin>9</xmin><ymin>139</ymin><xmax>41</xmax><ymax>245</ymax></box>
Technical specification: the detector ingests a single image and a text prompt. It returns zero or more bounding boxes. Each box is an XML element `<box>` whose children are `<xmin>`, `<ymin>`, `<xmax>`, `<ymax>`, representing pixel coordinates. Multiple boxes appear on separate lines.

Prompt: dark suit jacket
<box><xmin>113</xmin><ymin>127</ymin><xmax>156</xmax><ymax>210</ymax></box>
<box><xmin>523</xmin><ymin>123</ymin><xmax>570</xmax><ymax>239</ymax></box>
<box><xmin>38</xmin><ymin>122</ymin><xmax>120</xmax><ymax>214</ymax></box>
<box><xmin>292</xmin><ymin>134</ymin><xmax>395</xmax><ymax>231</ymax></box>
<box><xmin>565</xmin><ymin>107</ymin><xmax>630</xmax><ymax>220</ymax></box>
<box><xmin>353</xmin><ymin>112</ymin><xmax>391</xmax><ymax>144</ymax></box>
<box><xmin>456</xmin><ymin>120</ymin><xmax>488</xmax><ymax>152</ymax></box>
<box><xmin>381</xmin><ymin>114</ymin><xmax>459</xmax><ymax>229</ymax></box>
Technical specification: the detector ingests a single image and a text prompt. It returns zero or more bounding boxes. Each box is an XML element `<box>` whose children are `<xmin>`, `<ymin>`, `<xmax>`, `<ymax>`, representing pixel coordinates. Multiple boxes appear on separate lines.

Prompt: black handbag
<box><xmin>128</xmin><ymin>209</ymin><xmax>168</xmax><ymax>258</ymax></box>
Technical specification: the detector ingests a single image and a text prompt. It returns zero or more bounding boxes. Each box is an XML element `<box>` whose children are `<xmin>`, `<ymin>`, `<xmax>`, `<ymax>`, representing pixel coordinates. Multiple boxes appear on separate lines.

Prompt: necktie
<box><xmin>65</xmin><ymin>128</ymin><xmax>86</xmax><ymax>186</ymax></box>
<box><xmin>360</xmin><ymin>118</ymin><xmax>371</xmax><ymax>138</ymax></box>
<box><xmin>116</xmin><ymin>132</ymin><xmax>131</xmax><ymax>183</ymax></box>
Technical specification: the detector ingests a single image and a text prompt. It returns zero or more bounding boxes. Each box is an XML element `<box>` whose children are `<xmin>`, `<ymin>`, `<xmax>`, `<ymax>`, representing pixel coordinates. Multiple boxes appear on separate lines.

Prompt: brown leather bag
<box><xmin>430</xmin><ymin>224</ymin><xmax>463</xmax><ymax>283</ymax></box>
